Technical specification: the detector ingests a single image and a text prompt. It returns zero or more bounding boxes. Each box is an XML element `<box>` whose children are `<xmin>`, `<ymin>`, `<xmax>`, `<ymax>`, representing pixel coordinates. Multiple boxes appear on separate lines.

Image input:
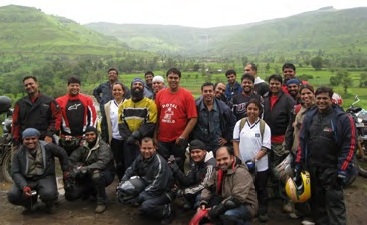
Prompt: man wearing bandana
<box><xmin>118</xmin><ymin>78</ymin><xmax>158</xmax><ymax>171</ymax></box>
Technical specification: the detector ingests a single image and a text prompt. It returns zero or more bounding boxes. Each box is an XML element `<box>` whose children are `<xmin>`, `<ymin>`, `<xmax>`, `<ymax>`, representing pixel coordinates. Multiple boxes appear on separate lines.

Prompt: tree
<box><xmin>359</xmin><ymin>72</ymin><xmax>367</xmax><ymax>87</ymax></box>
<box><xmin>329</xmin><ymin>70</ymin><xmax>352</xmax><ymax>94</ymax></box>
<box><xmin>311</xmin><ymin>56</ymin><xmax>323</xmax><ymax>71</ymax></box>
<box><xmin>265</xmin><ymin>63</ymin><xmax>270</xmax><ymax>72</ymax></box>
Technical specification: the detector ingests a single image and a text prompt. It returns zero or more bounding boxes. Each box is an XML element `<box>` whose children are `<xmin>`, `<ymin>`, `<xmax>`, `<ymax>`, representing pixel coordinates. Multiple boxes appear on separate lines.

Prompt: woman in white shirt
<box><xmin>101</xmin><ymin>82</ymin><xmax>126</xmax><ymax>180</ymax></box>
<box><xmin>233</xmin><ymin>98</ymin><xmax>271</xmax><ymax>223</ymax></box>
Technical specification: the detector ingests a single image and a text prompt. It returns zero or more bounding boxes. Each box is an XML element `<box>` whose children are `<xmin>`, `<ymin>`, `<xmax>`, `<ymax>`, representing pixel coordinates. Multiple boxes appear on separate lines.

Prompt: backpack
<box><xmin>239</xmin><ymin>117</ymin><xmax>266</xmax><ymax>143</ymax></box>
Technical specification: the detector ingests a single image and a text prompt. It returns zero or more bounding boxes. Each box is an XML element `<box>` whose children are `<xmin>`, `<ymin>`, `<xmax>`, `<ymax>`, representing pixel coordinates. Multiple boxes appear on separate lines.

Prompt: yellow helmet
<box><xmin>285</xmin><ymin>171</ymin><xmax>311</xmax><ymax>203</ymax></box>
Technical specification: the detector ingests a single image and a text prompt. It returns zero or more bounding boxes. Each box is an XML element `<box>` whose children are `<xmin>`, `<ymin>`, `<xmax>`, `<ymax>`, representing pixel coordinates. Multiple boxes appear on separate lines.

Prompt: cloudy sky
<box><xmin>1</xmin><ymin>0</ymin><xmax>366</xmax><ymax>28</ymax></box>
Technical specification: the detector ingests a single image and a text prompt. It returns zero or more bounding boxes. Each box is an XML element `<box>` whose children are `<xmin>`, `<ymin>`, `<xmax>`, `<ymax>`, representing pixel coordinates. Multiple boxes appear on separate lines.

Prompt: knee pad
<box><xmin>91</xmin><ymin>170</ymin><xmax>102</xmax><ymax>180</ymax></box>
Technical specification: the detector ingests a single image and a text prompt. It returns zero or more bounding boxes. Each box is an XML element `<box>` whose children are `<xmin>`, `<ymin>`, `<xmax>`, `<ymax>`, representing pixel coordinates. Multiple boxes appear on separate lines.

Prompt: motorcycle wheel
<box><xmin>1</xmin><ymin>149</ymin><xmax>13</xmax><ymax>183</ymax></box>
<box><xmin>356</xmin><ymin>141</ymin><xmax>367</xmax><ymax>178</ymax></box>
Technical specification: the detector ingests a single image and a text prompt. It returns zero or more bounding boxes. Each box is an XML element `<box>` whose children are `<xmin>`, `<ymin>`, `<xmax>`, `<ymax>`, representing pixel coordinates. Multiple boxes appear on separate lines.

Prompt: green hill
<box><xmin>0</xmin><ymin>5</ymin><xmax>130</xmax><ymax>55</ymax></box>
<box><xmin>85</xmin><ymin>7</ymin><xmax>367</xmax><ymax>56</ymax></box>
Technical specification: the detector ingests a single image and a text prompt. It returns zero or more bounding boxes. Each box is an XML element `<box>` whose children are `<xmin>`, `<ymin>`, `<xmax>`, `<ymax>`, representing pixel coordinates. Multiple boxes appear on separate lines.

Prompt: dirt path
<box><xmin>1</xmin><ymin>176</ymin><xmax>366</xmax><ymax>225</ymax></box>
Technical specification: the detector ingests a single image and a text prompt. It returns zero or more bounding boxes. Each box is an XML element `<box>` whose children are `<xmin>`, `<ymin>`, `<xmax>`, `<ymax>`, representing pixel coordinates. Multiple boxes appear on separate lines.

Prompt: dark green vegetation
<box><xmin>0</xmin><ymin>5</ymin><xmax>366</xmax><ymax>109</ymax></box>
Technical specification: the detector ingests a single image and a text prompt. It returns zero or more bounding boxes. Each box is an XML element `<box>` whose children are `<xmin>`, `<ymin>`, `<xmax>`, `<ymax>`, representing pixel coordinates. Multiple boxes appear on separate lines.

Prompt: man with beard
<box><xmin>198</xmin><ymin>146</ymin><xmax>258</xmax><ymax>225</ymax></box>
<box><xmin>155</xmin><ymin>68</ymin><xmax>197</xmax><ymax>171</ymax></box>
<box><xmin>66</xmin><ymin>126</ymin><xmax>115</xmax><ymax>214</ymax></box>
<box><xmin>12</xmin><ymin>76</ymin><xmax>61</xmax><ymax>146</ymax></box>
<box><xmin>286</xmin><ymin>79</ymin><xmax>302</xmax><ymax>104</ymax></box>
<box><xmin>214</xmin><ymin>82</ymin><xmax>227</xmax><ymax>103</ymax></box>
<box><xmin>191</xmin><ymin>82</ymin><xmax>236</xmax><ymax>153</ymax></box>
<box><xmin>118</xmin><ymin>78</ymin><xmax>157</xmax><ymax>170</ymax></box>
<box><xmin>93</xmin><ymin>68</ymin><xmax>131</xmax><ymax>114</ymax></box>
<box><xmin>232</xmin><ymin>74</ymin><xmax>263</xmax><ymax>120</ymax></box>
<box><xmin>244</xmin><ymin>63</ymin><xmax>269</xmax><ymax>97</ymax></box>
<box><xmin>144</xmin><ymin>71</ymin><xmax>155</xmax><ymax>99</ymax></box>
<box><xmin>56</xmin><ymin>77</ymin><xmax>97</xmax><ymax>155</ymax></box>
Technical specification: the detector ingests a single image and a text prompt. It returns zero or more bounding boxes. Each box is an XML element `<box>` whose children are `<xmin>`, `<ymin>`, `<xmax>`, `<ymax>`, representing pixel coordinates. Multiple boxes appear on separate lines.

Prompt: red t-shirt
<box><xmin>155</xmin><ymin>87</ymin><xmax>197</xmax><ymax>142</ymax></box>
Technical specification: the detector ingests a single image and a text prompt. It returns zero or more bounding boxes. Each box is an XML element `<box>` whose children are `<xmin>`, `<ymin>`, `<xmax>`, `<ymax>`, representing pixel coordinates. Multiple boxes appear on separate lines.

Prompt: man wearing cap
<box><xmin>286</xmin><ymin>78</ymin><xmax>302</xmax><ymax>104</ymax></box>
<box><xmin>65</xmin><ymin>126</ymin><xmax>115</xmax><ymax>214</ymax></box>
<box><xmin>191</xmin><ymin>82</ymin><xmax>236</xmax><ymax>152</ymax></box>
<box><xmin>56</xmin><ymin>76</ymin><xmax>97</xmax><ymax>155</ymax></box>
<box><xmin>12</xmin><ymin>76</ymin><xmax>61</xmax><ymax>146</ymax></box>
<box><xmin>93</xmin><ymin>68</ymin><xmax>131</xmax><ymax>114</ymax></box>
<box><xmin>152</xmin><ymin>75</ymin><xmax>166</xmax><ymax>99</ymax></box>
<box><xmin>8</xmin><ymin>128</ymin><xmax>69</xmax><ymax>214</ymax></box>
<box><xmin>118</xmin><ymin>78</ymin><xmax>157</xmax><ymax>171</ymax></box>
<box><xmin>168</xmin><ymin>139</ymin><xmax>216</xmax><ymax>210</ymax></box>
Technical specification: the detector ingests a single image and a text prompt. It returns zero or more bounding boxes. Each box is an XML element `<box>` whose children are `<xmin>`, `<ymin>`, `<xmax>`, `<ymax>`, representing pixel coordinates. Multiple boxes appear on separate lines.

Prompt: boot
<box><xmin>95</xmin><ymin>204</ymin><xmax>106</xmax><ymax>214</ymax></box>
<box><xmin>44</xmin><ymin>201</ymin><xmax>56</xmax><ymax>214</ymax></box>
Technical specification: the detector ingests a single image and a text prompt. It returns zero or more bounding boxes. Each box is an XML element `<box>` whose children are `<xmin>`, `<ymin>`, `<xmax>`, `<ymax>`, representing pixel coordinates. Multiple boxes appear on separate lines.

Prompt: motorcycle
<box><xmin>0</xmin><ymin>96</ymin><xmax>13</xmax><ymax>183</ymax></box>
<box><xmin>346</xmin><ymin>95</ymin><xmax>367</xmax><ymax>178</ymax></box>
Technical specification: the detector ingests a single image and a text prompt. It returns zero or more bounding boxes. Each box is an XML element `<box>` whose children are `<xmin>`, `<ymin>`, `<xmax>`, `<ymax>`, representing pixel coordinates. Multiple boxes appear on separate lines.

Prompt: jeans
<box><xmin>7</xmin><ymin>175</ymin><xmax>58</xmax><ymax>208</ymax></box>
<box><xmin>158</xmin><ymin>141</ymin><xmax>187</xmax><ymax>171</ymax></box>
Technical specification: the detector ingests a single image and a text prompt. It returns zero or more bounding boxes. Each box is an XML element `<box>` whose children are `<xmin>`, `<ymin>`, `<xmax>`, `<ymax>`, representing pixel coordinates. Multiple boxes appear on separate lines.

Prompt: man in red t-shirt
<box><xmin>155</xmin><ymin>68</ymin><xmax>198</xmax><ymax>170</ymax></box>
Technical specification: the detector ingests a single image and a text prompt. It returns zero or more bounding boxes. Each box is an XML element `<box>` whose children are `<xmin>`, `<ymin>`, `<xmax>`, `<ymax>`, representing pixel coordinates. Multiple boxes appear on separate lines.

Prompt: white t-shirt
<box><xmin>110</xmin><ymin>100</ymin><xmax>123</xmax><ymax>140</ymax></box>
<box><xmin>233</xmin><ymin>118</ymin><xmax>271</xmax><ymax>172</ymax></box>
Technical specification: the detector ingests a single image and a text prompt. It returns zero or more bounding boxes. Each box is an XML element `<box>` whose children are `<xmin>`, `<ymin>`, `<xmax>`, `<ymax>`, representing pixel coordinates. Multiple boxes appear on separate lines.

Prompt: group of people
<box><xmin>5</xmin><ymin>63</ymin><xmax>356</xmax><ymax>225</ymax></box>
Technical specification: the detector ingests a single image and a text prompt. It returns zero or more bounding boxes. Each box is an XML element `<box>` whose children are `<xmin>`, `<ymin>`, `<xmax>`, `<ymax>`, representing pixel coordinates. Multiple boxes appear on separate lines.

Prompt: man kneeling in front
<box><xmin>117</xmin><ymin>137</ymin><xmax>175</xmax><ymax>224</ymax></box>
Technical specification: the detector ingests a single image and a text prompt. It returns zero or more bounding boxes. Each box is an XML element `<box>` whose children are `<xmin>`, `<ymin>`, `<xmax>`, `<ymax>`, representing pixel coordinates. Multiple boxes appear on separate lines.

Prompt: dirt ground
<box><xmin>0</xmin><ymin>171</ymin><xmax>366</xmax><ymax>225</ymax></box>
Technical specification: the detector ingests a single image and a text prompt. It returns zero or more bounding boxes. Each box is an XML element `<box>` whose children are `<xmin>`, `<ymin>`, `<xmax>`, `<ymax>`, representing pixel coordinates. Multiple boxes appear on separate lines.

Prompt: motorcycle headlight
<box><xmin>358</xmin><ymin>118</ymin><xmax>363</xmax><ymax>123</ymax></box>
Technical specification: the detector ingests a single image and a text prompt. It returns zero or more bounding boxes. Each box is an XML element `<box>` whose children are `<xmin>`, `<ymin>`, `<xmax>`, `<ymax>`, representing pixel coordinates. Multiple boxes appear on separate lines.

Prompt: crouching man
<box><xmin>198</xmin><ymin>146</ymin><xmax>258</xmax><ymax>225</ymax></box>
<box><xmin>117</xmin><ymin>137</ymin><xmax>175</xmax><ymax>225</ymax></box>
<box><xmin>169</xmin><ymin>139</ymin><xmax>216</xmax><ymax>210</ymax></box>
<box><xmin>8</xmin><ymin>128</ymin><xmax>69</xmax><ymax>214</ymax></box>
<box><xmin>65</xmin><ymin>126</ymin><xmax>115</xmax><ymax>214</ymax></box>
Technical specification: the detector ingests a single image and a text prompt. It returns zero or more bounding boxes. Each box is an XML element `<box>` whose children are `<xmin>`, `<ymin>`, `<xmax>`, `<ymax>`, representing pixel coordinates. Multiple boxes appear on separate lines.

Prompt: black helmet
<box><xmin>0</xmin><ymin>96</ymin><xmax>11</xmax><ymax>113</ymax></box>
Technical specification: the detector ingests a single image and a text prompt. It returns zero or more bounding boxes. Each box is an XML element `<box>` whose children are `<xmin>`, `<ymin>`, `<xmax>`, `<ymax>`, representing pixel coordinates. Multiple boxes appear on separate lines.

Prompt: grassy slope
<box><xmin>0</xmin><ymin>5</ymin><xmax>128</xmax><ymax>54</ymax></box>
<box><xmin>85</xmin><ymin>7</ymin><xmax>367</xmax><ymax>56</ymax></box>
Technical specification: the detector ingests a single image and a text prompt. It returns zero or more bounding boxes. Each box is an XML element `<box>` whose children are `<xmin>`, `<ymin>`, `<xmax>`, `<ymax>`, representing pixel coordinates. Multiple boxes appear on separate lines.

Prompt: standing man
<box><xmin>198</xmin><ymin>146</ymin><xmax>258</xmax><ymax>225</ymax></box>
<box><xmin>93</xmin><ymin>68</ymin><xmax>131</xmax><ymax>114</ymax></box>
<box><xmin>152</xmin><ymin>75</ymin><xmax>166</xmax><ymax>99</ymax></box>
<box><xmin>144</xmin><ymin>71</ymin><xmax>155</xmax><ymax>99</ymax></box>
<box><xmin>263</xmin><ymin>74</ymin><xmax>295</xmax><ymax>212</ymax></box>
<box><xmin>117</xmin><ymin>137</ymin><xmax>175</xmax><ymax>224</ymax></box>
<box><xmin>155</xmin><ymin>68</ymin><xmax>197</xmax><ymax>170</ymax></box>
<box><xmin>244</xmin><ymin>63</ymin><xmax>269</xmax><ymax>97</ymax></box>
<box><xmin>214</xmin><ymin>82</ymin><xmax>226</xmax><ymax>103</ymax></box>
<box><xmin>66</xmin><ymin>126</ymin><xmax>115</xmax><ymax>214</ymax></box>
<box><xmin>118</xmin><ymin>78</ymin><xmax>157</xmax><ymax>170</ymax></box>
<box><xmin>224</xmin><ymin>69</ymin><xmax>242</xmax><ymax>105</ymax></box>
<box><xmin>191</xmin><ymin>82</ymin><xmax>236</xmax><ymax>153</ymax></box>
<box><xmin>56</xmin><ymin>77</ymin><xmax>97</xmax><ymax>155</ymax></box>
<box><xmin>8</xmin><ymin>128</ymin><xmax>69</xmax><ymax>214</ymax></box>
<box><xmin>295</xmin><ymin>87</ymin><xmax>355</xmax><ymax>225</ymax></box>
<box><xmin>282</xmin><ymin>63</ymin><xmax>307</xmax><ymax>94</ymax></box>
<box><xmin>286</xmin><ymin>78</ymin><xmax>302</xmax><ymax>104</ymax></box>
<box><xmin>12</xmin><ymin>76</ymin><xmax>61</xmax><ymax>145</ymax></box>
<box><xmin>232</xmin><ymin>74</ymin><xmax>263</xmax><ymax>120</ymax></box>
